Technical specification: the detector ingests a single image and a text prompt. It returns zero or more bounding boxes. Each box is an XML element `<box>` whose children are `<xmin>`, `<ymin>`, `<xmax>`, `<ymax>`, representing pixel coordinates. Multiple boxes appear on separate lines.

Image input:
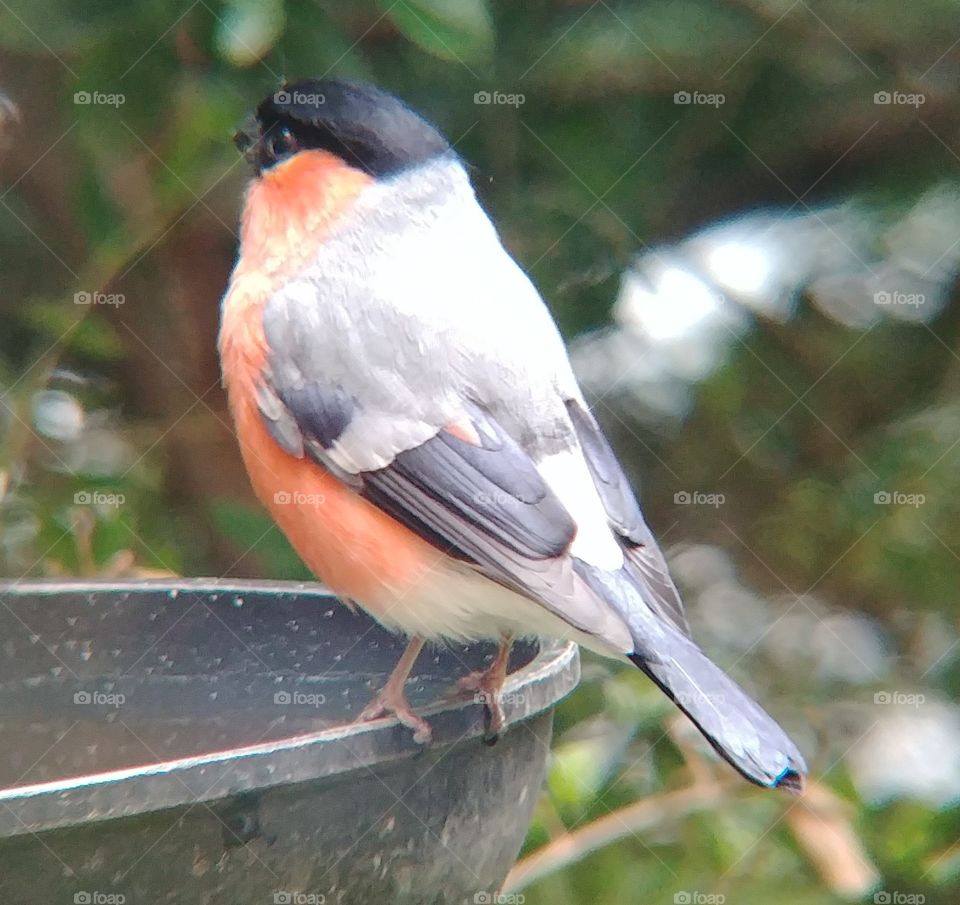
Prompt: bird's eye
<box><xmin>269</xmin><ymin>126</ymin><xmax>299</xmax><ymax>159</ymax></box>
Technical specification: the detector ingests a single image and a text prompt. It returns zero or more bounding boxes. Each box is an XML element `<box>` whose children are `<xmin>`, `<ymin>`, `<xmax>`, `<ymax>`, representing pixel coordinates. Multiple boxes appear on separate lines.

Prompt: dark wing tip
<box><xmin>773</xmin><ymin>767</ymin><xmax>805</xmax><ymax>794</ymax></box>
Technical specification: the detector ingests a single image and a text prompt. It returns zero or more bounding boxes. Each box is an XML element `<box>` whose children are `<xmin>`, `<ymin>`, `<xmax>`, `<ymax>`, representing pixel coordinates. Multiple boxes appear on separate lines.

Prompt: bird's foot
<box><xmin>358</xmin><ymin>636</ymin><xmax>432</xmax><ymax>744</ymax></box>
<box><xmin>360</xmin><ymin>687</ymin><xmax>432</xmax><ymax>744</ymax></box>
<box><xmin>448</xmin><ymin>638</ymin><xmax>512</xmax><ymax>743</ymax></box>
<box><xmin>455</xmin><ymin>669</ymin><xmax>506</xmax><ymax>742</ymax></box>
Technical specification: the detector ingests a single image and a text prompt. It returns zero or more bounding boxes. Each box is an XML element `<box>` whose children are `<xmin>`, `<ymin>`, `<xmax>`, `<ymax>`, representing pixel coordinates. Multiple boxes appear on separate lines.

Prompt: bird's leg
<box><xmin>453</xmin><ymin>636</ymin><xmax>513</xmax><ymax>740</ymax></box>
<box><xmin>359</xmin><ymin>635</ymin><xmax>432</xmax><ymax>744</ymax></box>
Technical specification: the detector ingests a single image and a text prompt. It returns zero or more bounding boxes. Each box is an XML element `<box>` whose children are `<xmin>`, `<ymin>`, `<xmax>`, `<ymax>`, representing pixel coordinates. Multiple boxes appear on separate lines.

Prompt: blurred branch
<box><xmin>507</xmin><ymin>773</ymin><xmax>879</xmax><ymax>900</ymax></box>
<box><xmin>786</xmin><ymin>779</ymin><xmax>880</xmax><ymax>899</ymax></box>
<box><xmin>502</xmin><ymin>780</ymin><xmax>726</xmax><ymax>893</ymax></box>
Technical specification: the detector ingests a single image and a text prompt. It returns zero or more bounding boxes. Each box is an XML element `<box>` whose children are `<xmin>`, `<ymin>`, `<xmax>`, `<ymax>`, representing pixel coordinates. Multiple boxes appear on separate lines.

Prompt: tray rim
<box><xmin>0</xmin><ymin>578</ymin><xmax>580</xmax><ymax>837</ymax></box>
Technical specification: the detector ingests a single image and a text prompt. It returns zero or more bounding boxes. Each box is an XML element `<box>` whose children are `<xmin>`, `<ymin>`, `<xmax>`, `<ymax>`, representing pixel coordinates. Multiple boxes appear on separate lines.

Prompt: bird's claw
<box><xmin>453</xmin><ymin>669</ymin><xmax>506</xmax><ymax>742</ymax></box>
<box><xmin>360</xmin><ymin>691</ymin><xmax>432</xmax><ymax>745</ymax></box>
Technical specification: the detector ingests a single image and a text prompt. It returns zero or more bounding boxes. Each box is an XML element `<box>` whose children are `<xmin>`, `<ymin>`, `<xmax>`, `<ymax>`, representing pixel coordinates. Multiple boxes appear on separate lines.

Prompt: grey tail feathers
<box><xmin>576</xmin><ymin>562</ymin><xmax>807</xmax><ymax>791</ymax></box>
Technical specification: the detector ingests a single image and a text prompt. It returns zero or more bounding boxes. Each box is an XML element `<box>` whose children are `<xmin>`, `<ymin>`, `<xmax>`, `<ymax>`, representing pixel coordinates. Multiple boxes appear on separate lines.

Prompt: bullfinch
<box><xmin>219</xmin><ymin>78</ymin><xmax>806</xmax><ymax>791</ymax></box>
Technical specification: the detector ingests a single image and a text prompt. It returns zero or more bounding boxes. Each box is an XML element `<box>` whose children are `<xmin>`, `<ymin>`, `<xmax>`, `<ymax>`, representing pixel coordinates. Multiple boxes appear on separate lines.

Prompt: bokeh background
<box><xmin>2</xmin><ymin>1</ymin><xmax>959</xmax><ymax>903</ymax></box>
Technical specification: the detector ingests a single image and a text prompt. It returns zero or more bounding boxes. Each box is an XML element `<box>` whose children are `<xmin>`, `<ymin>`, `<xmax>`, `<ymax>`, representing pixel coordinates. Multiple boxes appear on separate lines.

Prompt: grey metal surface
<box><xmin>0</xmin><ymin>579</ymin><xmax>580</xmax><ymax>904</ymax></box>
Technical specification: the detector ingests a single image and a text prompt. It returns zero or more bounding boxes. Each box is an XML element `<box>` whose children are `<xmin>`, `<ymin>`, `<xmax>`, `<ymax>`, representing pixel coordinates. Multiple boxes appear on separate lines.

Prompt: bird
<box><xmin>219</xmin><ymin>78</ymin><xmax>806</xmax><ymax>792</ymax></box>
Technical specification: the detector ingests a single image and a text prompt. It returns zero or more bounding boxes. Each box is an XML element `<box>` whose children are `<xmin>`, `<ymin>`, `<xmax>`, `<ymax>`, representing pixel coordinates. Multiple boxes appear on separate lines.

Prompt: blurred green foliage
<box><xmin>1</xmin><ymin>1</ymin><xmax>959</xmax><ymax>903</ymax></box>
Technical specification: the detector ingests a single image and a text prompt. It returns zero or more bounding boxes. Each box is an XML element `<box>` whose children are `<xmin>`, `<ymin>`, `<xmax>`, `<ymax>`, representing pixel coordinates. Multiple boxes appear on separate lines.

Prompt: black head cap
<box><xmin>236</xmin><ymin>79</ymin><xmax>451</xmax><ymax>178</ymax></box>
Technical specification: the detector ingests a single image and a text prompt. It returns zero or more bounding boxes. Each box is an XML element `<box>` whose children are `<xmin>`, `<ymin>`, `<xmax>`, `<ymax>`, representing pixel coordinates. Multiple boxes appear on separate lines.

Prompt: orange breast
<box><xmin>219</xmin><ymin>150</ymin><xmax>444</xmax><ymax>606</ymax></box>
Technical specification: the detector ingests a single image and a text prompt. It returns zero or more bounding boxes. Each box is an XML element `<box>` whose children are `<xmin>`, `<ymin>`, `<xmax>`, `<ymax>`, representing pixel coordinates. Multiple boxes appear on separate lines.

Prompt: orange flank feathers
<box><xmin>220</xmin><ymin>149</ymin><xmax>445</xmax><ymax>608</ymax></box>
